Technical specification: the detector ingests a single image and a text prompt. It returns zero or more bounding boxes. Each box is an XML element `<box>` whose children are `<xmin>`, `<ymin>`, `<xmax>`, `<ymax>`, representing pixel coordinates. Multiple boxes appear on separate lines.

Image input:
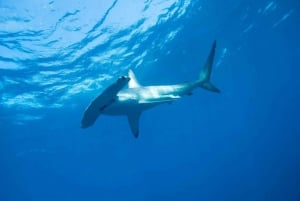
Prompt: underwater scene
<box><xmin>0</xmin><ymin>0</ymin><xmax>300</xmax><ymax>200</ymax></box>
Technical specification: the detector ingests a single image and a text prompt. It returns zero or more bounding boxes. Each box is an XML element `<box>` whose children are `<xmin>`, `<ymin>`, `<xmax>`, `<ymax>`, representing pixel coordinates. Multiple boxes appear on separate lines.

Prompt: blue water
<box><xmin>1</xmin><ymin>0</ymin><xmax>300</xmax><ymax>200</ymax></box>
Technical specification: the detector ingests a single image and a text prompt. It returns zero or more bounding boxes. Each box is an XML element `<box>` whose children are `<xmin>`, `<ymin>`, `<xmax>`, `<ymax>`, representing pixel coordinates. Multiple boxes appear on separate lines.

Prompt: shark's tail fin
<box><xmin>197</xmin><ymin>40</ymin><xmax>220</xmax><ymax>93</ymax></box>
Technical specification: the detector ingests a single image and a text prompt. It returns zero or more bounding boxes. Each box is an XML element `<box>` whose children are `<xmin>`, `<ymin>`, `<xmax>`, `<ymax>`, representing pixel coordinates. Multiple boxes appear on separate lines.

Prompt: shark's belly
<box><xmin>102</xmin><ymin>85</ymin><xmax>193</xmax><ymax>115</ymax></box>
<box><xmin>102</xmin><ymin>102</ymin><xmax>134</xmax><ymax>115</ymax></box>
<box><xmin>102</xmin><ymin>100</ymin><xmax>155</xmax><ymax>115</ymax></box>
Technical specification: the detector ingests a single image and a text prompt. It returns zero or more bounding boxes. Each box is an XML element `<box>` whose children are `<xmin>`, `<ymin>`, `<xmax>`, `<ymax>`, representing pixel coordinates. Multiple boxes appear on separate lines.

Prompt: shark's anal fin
<box><xmin>127</xmin><ymin>112</ymin><xmax>141</xmax><ymax>138</ymax></box>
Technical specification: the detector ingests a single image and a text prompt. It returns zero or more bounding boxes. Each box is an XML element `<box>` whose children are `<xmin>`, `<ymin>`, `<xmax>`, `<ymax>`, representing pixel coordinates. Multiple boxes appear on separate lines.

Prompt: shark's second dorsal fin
<box><xmin>128</xmin><ymin>70</ymin><xmax>141</xmax><ymax>88</ymax></box>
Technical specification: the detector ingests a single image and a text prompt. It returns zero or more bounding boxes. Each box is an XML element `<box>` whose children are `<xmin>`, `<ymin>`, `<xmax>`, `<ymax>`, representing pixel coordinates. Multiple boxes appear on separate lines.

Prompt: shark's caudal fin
<box><xmin>198</xmin><ymin>40</ymin><xmax>220</xmax><ymax>93</ymax></box>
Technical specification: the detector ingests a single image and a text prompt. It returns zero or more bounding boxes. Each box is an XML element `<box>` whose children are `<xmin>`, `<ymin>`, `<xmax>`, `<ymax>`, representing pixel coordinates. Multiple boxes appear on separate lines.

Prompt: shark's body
<box><xmin>81</xmin><ymin>41</ymin><xmax>220</xmax><ymax>138</ymax></box>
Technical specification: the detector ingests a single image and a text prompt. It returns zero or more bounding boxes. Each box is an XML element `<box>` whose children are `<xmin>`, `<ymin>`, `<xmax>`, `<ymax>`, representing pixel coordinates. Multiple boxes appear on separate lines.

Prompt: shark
<box><xmin>81</xmin><ymin>40</ymin><xmax>220</xmax><ymax>138</ymax></box>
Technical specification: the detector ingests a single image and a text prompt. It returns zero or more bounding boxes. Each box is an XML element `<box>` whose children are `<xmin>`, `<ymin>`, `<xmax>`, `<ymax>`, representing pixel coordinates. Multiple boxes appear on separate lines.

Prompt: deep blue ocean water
<box><xmin>1</xmin><ymin>0</ymin><xmax>300</xmax><ymax>200</ymax></box>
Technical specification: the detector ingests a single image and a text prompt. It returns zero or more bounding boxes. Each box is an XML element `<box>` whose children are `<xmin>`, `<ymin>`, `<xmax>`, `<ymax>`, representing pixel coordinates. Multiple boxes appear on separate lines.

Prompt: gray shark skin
<box><xmin>81</xmin><ymin>40</ymin><xmax>220</xmax><ymax>138</ymax></box>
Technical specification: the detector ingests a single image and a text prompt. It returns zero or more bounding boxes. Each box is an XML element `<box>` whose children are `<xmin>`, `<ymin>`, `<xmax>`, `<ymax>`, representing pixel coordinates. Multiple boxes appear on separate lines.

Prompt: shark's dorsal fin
<box><xmin>127</xmin><ymin>112</ymin><xmax>141</xmax><ymax>138</ymax></box>
<box><xmin>128</xmin><ymin>70</ymin><xmax>141</xmax><ymax>88</ymax></box>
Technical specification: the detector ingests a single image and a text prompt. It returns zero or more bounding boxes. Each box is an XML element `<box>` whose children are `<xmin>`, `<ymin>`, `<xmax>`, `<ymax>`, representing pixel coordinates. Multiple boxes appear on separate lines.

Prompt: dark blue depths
<box><xmin>0</xmin><ymin>0</ymin><xmax>300</xmax><ymax>201</ymax></box>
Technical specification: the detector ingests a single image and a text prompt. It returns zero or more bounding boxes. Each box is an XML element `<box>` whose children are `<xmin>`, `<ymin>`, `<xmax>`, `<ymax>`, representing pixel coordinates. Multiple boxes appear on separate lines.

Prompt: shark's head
<box><xmin>81</xmin><ymin>75</ymin><xmax>130</xmax><ymax>129</ymax></box>
<box><xmin>117</xmin><ymin>75</ymin><xmax>130</xmax><ymax>84</ymax></box>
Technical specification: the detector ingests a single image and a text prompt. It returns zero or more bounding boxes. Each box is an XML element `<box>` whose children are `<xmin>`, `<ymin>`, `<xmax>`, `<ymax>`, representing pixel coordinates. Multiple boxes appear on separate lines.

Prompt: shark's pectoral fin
<box><xmin>127</xmin><ymin>112</ymin><xmax>141</xmax><ymax>138</ymax></box>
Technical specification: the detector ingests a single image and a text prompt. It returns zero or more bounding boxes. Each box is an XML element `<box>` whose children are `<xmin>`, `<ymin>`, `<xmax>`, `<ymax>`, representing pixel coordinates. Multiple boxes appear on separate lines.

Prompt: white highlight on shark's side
<box><xmin>81</xmin><ymin>40</ymin><xmax>220</xmax><ymax>138</ymax></box>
